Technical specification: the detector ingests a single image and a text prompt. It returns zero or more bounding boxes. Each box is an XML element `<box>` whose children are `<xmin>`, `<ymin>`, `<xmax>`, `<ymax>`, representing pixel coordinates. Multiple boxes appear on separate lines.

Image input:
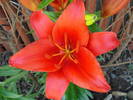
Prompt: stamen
<box><xmin>54</xmin><ymin>42</ymin><xmax>65</xmax><ymax>51</ymax></box>
<box><xmin>69</xmin><ymin>55</ymin><xmax>79</xmax><ymax>64</ymax></box>
<box><xmin>70</xmin><ymin>48</ymin><xmax>77</xmax><ymax>53</ymax></box>
<box><xmin>70</xmin><ymin>41</ymin><xmax>80</xmax><ymax>53</ymax></box>
<box><xmin>52</xmin><ymin>52</ymin><xmax>64</xmax><ymax>57</ymax></box>
<box><xmin>59</xmin><ymin>54</ymin><xmax>67</xmax><ymax>64</ymax></box>
<box><xmin>64</xmin><ymin>33</ymin><xmax>68</xmax><ymax>49</ymax></box>
<box><xmin>48</xmin><ymin>34</ymin><xmax>79</xmax><ymax>65</ymax></box>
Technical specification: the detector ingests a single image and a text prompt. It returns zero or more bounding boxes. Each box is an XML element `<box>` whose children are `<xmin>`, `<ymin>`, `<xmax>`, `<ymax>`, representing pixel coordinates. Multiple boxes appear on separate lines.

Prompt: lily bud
<box><xmin>50</xmin><ymin>0</ymin><xmax>69</xmax><ymax>11</ymax></box>
<box><xmin>102</xmin><ymin>0</ymin><xmax>130</xmax><ymax>18</ymax></box>
<box><xmin>19</xmin><ymin>0</ymin><xmax>41</xmax><ymax>11</ymax></box>
<box><xmin>19</xmin><ymin>0</ymin><xmax>69</xmax><ymax>11</ymax></box>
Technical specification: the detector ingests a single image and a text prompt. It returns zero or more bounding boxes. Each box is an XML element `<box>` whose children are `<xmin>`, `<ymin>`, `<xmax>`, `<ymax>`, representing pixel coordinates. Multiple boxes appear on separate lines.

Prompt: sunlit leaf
<box><xmin>85</xmin><ymin>11</ymin><xmax>101</xmax><ymax>26</ymax></box>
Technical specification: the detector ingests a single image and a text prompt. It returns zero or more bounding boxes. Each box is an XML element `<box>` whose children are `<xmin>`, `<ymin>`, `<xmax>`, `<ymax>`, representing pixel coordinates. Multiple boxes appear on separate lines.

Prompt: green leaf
<box><xmin>2</xmin><ymin>71</ymin><xmax>28</xmax><ymax>85</ymax></box>
<box><xmin>8</xmin><ymin>82</ymin><xmax>18</xmax><ymax>93</ymax></box>
<box><xmin>97</xmin><ymin>55</ymin><xmax>105</xmax><ymax>62</ymax></box>
<box><xmin>38</xmin><ymin>0</ymin><xmax>54</xmax><ymax>9</ymax></box>
<box><xmin>94</xmin><ymin>11</ymin><xmax>101</xmax><ymax>21</ymax></box>
<box><xmin>15</xmin><ymin>97</ymin><xmax>35</xmax><ymax>100</ymax></box>
<box><xmin>86</xmin><ymin>11</ymin><xmax>102</xmax><ymax>32</ymax></box>
<box><xmin>0</xmin><ymin>69</ymin><xmax>21</xmax><ymax>76</ymax></box>
<box><xmin>85</xmin><ymin>90</ymin><xmax>93</xmax><ymax>99</ymax></box>
<box><xmin>0</xmin><ymin>88</ymin><xmax>22</xmax><ymax>98</ymax></box>
<box><xmin>88</xmin><ymin>23</ymin><xmax>102</xmax><ymax>32</ymax></box>
<box><xmin>64</xmin><ymin>83</ymin><xmax>93</xmax><ymax>100</ymax></box>
<box><xmin>44</xmin><ymin>11</ymin><xmax>61</xmax><ymax>22</ymax></box>
<box><xmin>69</xmin><ymin>0</ymin><xmax>73</xmax><ymax>3</ymax></box>
<box><xmin>38</xmin><ymin>73</ymin><xmax>47</xmax><ymax>84</ymax></box>
<box><xmin>0</xmin><ymin>87</ymin><xmax>35</xmax><ymax>100</ymax></box>
<box><xmin>0</xmin><ymin>65</ymin><xmax>21</xmax><ymax>76</ymax></box>
<box><xmin>64</xmin><ymin>83</ymin><xmax>78</xmax><ymax>100</ymax></box>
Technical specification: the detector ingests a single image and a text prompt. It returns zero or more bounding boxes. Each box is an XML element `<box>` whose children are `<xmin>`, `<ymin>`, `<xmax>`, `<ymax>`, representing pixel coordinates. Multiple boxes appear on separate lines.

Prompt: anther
<box><xmin>52</xmin><ymin>52</ymin><xmax>64</xmax><ymax>57</ymax></box>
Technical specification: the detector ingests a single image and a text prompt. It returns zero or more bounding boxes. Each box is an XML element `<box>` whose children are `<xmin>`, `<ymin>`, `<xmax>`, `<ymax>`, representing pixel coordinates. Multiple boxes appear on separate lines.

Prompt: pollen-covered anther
<box><xmin>50</xmin><ymin>34</ymin><xmax>79</xmax><ymax>64</ymax></box>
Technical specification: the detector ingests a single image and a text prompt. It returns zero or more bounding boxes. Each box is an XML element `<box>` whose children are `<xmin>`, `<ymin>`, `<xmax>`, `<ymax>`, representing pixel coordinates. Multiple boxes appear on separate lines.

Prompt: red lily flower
<box><xmin>50</xmin><ymin>0</ymin><xmax>69</xmax><ymax>11</ymax></box>
<box><xmin>9</xmin><ymin>0</ymin><xmax>120</xmax><ymax>100</ymax></box>
<box><xmin>102</xmin><ymin>0</ymin><xmax>130</xmax><ymax>17</ymax></box>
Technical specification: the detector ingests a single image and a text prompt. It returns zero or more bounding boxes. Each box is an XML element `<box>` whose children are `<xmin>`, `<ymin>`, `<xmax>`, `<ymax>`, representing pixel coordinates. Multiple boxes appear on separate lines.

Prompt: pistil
<box><xmin>50</xmin><ymin>34</ymin><xmax>79</xmax><ymax>64</ymax></box>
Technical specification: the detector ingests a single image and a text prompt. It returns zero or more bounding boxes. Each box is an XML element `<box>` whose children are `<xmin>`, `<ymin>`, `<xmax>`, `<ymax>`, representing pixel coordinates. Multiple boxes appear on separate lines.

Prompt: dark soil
<box><xmin>93</xmin><ymin>64</ymin><xmax>133</xmax><ymax>100</ymax></box>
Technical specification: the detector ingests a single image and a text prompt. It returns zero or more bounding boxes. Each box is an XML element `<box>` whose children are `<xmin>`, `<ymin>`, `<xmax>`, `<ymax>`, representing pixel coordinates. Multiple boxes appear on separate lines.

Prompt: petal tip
<box><xmin>30</xmin><ymin>10</ymin><xmax>54</xmax><ymax>39</ymax></box>
<box><xmin>95</xmin><ymin>80</ymin><xmax>111</xmax><ymax>93</ymax></box>
<box><xmin>8</xmin><ymin>54</ymin><xmax>24</xmax><ymax>69</ymax></box>
<box><xmin>8</xmin><ymin>56</ymin><xmax>16</xmax><ymax>67</ymax></box>
<box><xmin>87</xmin><ymin>32</ymin><xmax>120</xmax><ymax>56</ymax></box>
<box><xmin>98</xmin><ymin>78</ymin><xmax>111</xmax><ymax>93</ymax></box>
<box><xmin>103</xmin><ymin>83</ymin><xmax>111</xmax><ymax>93</ymax></box>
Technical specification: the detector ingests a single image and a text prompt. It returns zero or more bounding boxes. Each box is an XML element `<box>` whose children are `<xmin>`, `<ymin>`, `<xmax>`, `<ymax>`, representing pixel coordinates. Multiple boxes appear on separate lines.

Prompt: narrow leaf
<box><xmin>38</xmin><ymin>0</ymin><xmax>54</xmax><ymax>9</ymax></box>
<box><xmin>0</xmin><ymin>88</ymin><xmax>22</xmax><ymax>98</ymax></box>
<box><xmin>44</xmin><ymin>11</ymin><xmax>60</xmax><ymax>22</ymax></box>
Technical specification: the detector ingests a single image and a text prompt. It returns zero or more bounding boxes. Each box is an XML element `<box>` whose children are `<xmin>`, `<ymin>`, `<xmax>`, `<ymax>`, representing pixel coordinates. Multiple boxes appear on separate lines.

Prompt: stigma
<box><xmin>51</xmin><ymin>34</ymin><xmax>79</xmax><ymax>64</ymax></box>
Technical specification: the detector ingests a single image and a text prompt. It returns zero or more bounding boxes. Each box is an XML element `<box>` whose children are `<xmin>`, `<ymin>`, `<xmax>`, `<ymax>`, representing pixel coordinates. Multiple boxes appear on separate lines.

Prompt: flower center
<box><xmin>51</xmin><ymin>34</ymin><xmax>79</xmax><ymax>64</ymax></box>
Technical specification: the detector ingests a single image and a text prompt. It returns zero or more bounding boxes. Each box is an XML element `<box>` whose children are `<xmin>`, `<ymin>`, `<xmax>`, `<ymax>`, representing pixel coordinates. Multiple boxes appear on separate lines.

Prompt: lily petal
<box><xmin>87</xmin><ymin>32</ymin><xmax>120</xmax><ymax>56</ymax></box>
<box><xmin>30</xmin><ymin>11</ymin><xmax>55</xmax><ymax>39</ymax></box>
<box><xmin>62</xmin><ymin>47</ymin><xmax>111</xmax><ymax>92</ymax></box>
<box><xmin>9</xmin><ymin>39</ymin><xmax>61</xmax><ymax>72</ymax></box>
<box><xmin>52</xmin><ymin>0</ymin><xmax>89</xmax><ymax>47</ymax></box>
<box><xmin>45</xmin><ymin>71</ymin><xmax>69</xmax><ymax>100</ymax></box>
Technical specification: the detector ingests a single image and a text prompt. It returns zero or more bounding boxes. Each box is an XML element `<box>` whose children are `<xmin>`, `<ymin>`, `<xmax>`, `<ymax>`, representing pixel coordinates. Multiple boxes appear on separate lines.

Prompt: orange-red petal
<box><xmin>52</xmin><ymin>0</ymin><xmax>89</xmax><ymax>47</ymax></box>
<box><xmin>87</xmin><ymin>32</ymin><xmax>120</xmax><ymax>56</ymax></box>
<box><xmin>45</xmin><ymin>71</ymin><xmax>69</xmax><ymax>100</ymax></box>
<box><xmin>62</xmin><ymin>47</ymin><xmax>111</xmax><ymax>92</ymax></box>
<box><xmin>30</xmin><ymin>11</ymin><xmax>54</xmax><ymax>39</ymax></box>
<box><xmin>9</xmin><ymin>39</ymin><xmax>61</xmax><ymax>72</ymax></box>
